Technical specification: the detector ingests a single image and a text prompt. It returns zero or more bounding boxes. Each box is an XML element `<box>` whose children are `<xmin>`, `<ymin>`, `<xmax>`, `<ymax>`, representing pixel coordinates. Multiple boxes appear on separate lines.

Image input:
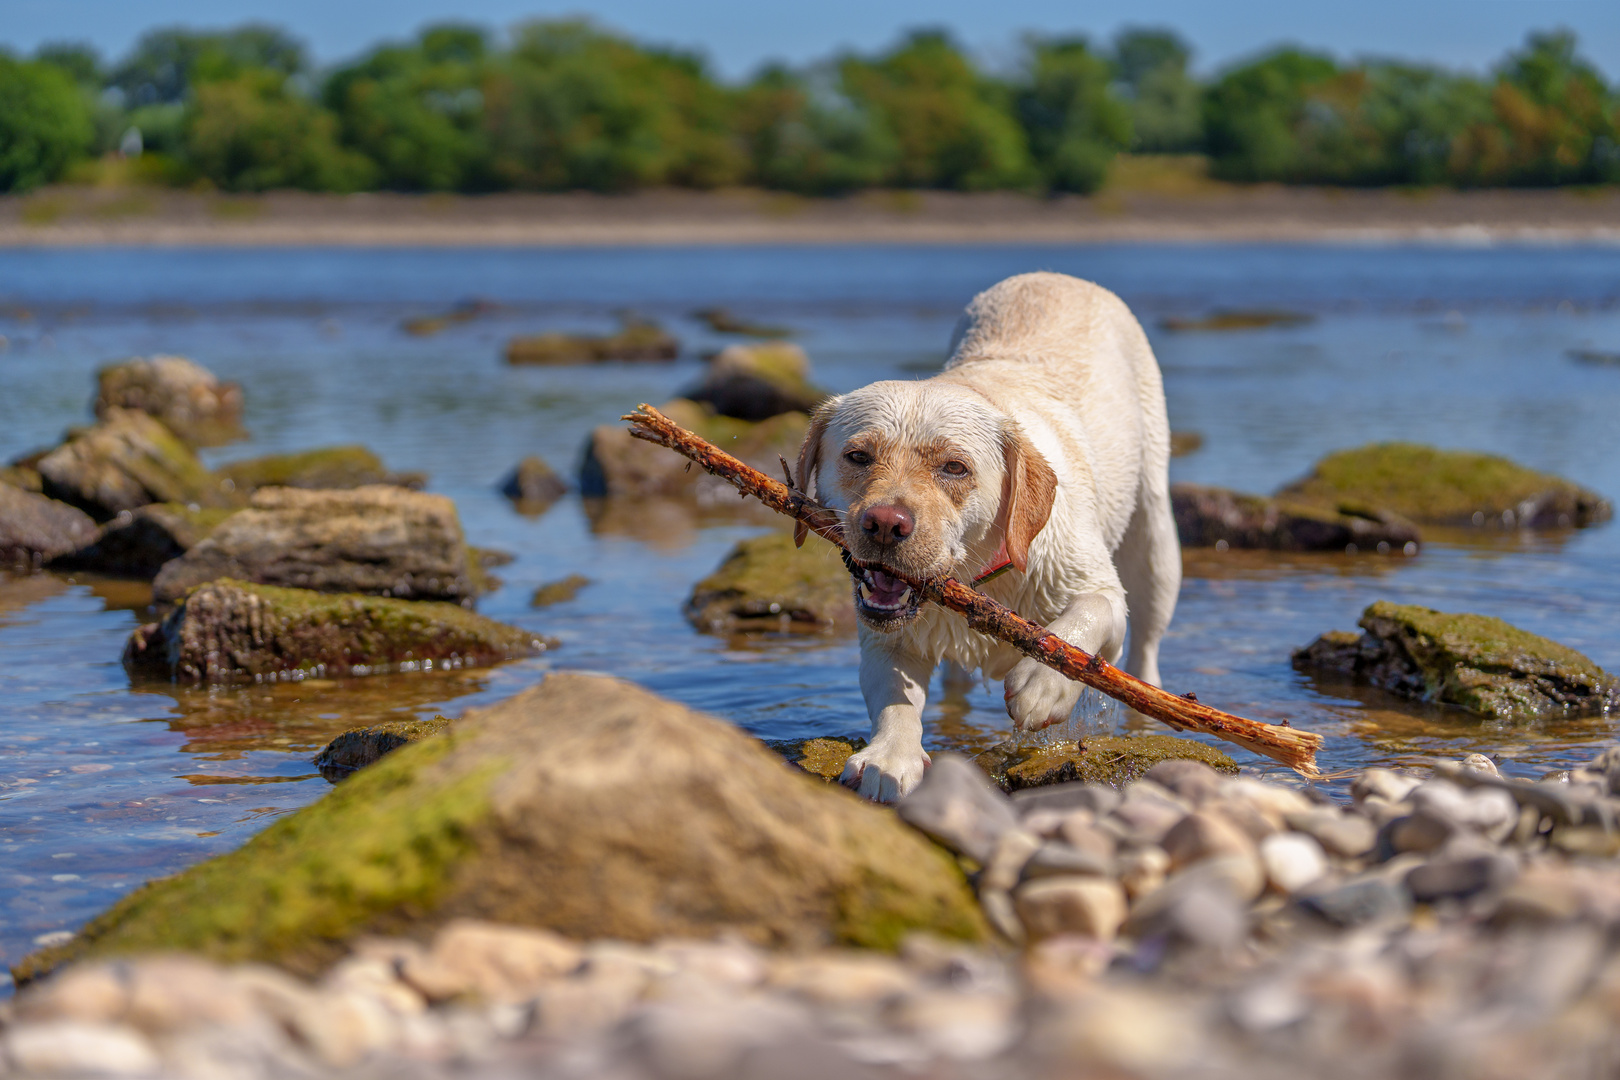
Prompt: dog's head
<box><xmin>794</xmin><ymin>380</ymin><xmax>1057</xmax><ymax>631</ymax></box>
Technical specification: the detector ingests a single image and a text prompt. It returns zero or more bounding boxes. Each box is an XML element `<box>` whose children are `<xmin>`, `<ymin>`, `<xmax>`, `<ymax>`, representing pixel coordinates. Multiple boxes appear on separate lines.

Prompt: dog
<box><xmin>792</xmin><ymin>272</ymin><xmax>1181</xmax><ymax>803</ymax></box>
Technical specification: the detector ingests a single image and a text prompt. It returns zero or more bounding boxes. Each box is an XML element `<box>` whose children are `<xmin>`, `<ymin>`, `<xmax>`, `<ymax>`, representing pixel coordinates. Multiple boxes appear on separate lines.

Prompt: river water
<box><xmin>2</xmin><ymin>244</ymin><xmax>1619</xmax><ymax>981</ymax></box>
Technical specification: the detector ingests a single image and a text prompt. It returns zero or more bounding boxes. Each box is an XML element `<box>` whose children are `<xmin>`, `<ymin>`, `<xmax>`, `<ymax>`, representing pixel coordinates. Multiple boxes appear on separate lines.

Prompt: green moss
<box><xmin>686</xmin><ymin>530</ymin><xmax>853</xmax><ymax>633</ymax></box>
<box><xmin>975</xmin><ymin>735</ymin><xmax>1239</xmax><ymax>791</ymax></box>
<box><xmin>530</xmin><ymin>574</ymin><xmax>591</xmax><ymax>608</ymax></box>
<box><xmin>505</xmin><ymin>319</ymin><xmax>678</xmax><ymax>365</ymax></box>
<box><xmin>770</xmin><ymin>736</ymin><xmax>867</xmax><ymax>780</ymax></box>
<box><xmin>1280</xmin><ymin>443</ymin><xmax>1610</xmax><ymax>526</ymax></box>
<box><xmin>0</xmin><ymin>465</ymin><xmax>43</xmax><ymax>493</ymax></box>
<box><xmin>314</xmin><ymin>715</ymin><xmax>454</xmax><ymax>779</ymax></box>
<box><xmin>14</xmin><ymin>730</ymin><xmax>504</xmax><ymax>982</ymax></box>
<box><xmin>1359</xmin><ymin>601</ymin><xmax>1619</xmax><ymax>718</ymax></box>
<box><xmin>216</xmin><ymin>446</ymin><xmax>412</xmax><ymax>493</ymax></box>
<box><xmin>831</xmin><ymin>835</ymin><xmax>988</xmax><ymax>950</ymax></box>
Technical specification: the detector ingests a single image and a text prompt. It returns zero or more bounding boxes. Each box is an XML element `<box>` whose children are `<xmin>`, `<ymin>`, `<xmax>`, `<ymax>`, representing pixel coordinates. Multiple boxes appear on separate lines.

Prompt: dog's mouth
<box><xmin>851</xmin><ymin>566</ymin><xmax>923</xmax><ymax>629</ymax></box>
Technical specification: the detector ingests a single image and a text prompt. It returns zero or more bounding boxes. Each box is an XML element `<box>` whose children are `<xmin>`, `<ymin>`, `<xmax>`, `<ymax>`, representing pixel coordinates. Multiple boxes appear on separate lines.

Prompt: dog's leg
<box><xmin>1003</xmin><ymin>590</ymin><xmax>1126</xmax><ymax>731</ymax></box>
<box><xmin>842</xmin><ymin>635</ymin><xmax>935</xmax><ymax>803</ymax></box>
<box><xmin>1116</xmin><ymin>479</ymin><xmax>1181</xmax><ymax>687</ymax></box>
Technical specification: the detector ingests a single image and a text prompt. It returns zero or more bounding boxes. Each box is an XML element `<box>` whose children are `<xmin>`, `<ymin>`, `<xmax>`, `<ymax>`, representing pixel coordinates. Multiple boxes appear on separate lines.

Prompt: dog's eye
<box><xmin>941</xmin><ymin>460</ymin><xmax>969</xmax><ymax>477</ymax></box>
<box><xmin>844</xmin><ymin>450</ymin><xmax>873</xmax><ymax>467</ymax></box>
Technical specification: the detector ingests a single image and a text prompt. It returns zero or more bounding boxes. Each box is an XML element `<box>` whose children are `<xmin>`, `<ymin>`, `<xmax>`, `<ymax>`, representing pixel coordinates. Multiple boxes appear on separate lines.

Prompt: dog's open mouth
<box><xmin>852</xmin><ymin>566</ymin><xmax>923</xmax><ymax>627</ymax></box>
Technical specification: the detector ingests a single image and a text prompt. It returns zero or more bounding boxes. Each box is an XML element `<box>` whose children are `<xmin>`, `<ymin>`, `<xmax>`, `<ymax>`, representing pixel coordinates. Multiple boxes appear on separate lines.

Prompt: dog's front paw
<box><xmin>840</xmin><ymin>741</ymin><xmax>931</xmax><ymax>804</ymax></box>
<box><xmin>1004</xmin><ymin>658</ymin><xmax>1083</xmax><ymax>731</ymax></box>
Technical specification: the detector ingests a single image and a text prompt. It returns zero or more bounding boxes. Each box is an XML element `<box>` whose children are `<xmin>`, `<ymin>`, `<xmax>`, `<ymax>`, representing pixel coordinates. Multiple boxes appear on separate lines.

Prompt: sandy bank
<box><xmin>3</xmin><ymin>186</ymin><xmax>1620</xmax><ymax>247</ymax></box>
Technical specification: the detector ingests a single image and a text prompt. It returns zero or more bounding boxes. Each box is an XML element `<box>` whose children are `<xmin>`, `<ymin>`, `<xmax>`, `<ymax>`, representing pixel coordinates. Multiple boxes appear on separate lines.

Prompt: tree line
<box><xmin>1</xmin><ymin>20</ymin><xmax>1616</xmax><ymax>195</ymax></box>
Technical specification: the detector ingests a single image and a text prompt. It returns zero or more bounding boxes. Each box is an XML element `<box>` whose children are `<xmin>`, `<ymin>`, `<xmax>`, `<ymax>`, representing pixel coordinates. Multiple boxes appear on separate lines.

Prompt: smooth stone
<box><xmin>1125</xmin><ymin>862</ymin><xmax>1250</xmax><ymax>951</ymax></box>
<box><xmin>55</xmin><ymin>501</ymin><xmax>236</xmax><ymax>578</ymax></box>
<box><xmin>1298</xmin><ymin>876</ymin><xmax>1412</xmax><ymax>928</ymax></box>
<box><xmin>498</xmin><ymin>456</ymin><xmax>569</xmax><ymax>508</ymax></box>
<box><xmin>1352</xmin><ymin>768</ymin><xmax>1422</xmax><ymax>807</ymax></box>
<box><xmin>1</xmin><ymin>1020</ymin><xmax>162</xmax><ymax>1076</ymax></box>
<box><xmin>1161</xmin><ymin>810</ymin><xmax>1260</xmax><ymax>874</ymax></box>
<box><xmin>1014</xmin><ymin>878</ymin><xmax>1128</xmax><ymax>942</ymax></box>
<box><xmin>1011</xmin><ymin>782</ymin><xmax>1121</xmax><ymax>819</ymax></box>
<box><xmin>1386</xmin><ymin>807</ymin><xmax>1461</xmax><ymax>855</ymax></box>
<box><xmin>1259</xmin><ymin>832</ymin><xmax>1329</xmax><ymax>895</ymax></box>
<box><xmin>1107</xmin><ymin>791</ymin><xmax>1187</xmax><ymax>847</ymax></box>
<box><xmin>896</xmin><ymin>753</ymin><xmax>1022</xmax><ymax>865</ymax></box>
<box><xmin>1405</xmin><ymin>853</ymin><xmax>1517</xmax><ymax>902</ymax></box>
<box><xmin>1172</xmin><ymin>482</ymin><xmax>1420</xmax><ymax>552</ymax></box>
<box><xmin>1056</xmin><ymin>816</ymin><xmax>1117</xmax><ymax>862</ymax></box>
<box><xmin>1142</xmin><ymin>759</ymin><xmax>1225</xmax><ymax>804</ymax></box>
<box><xmin>1115</xmin><ymin>846</ymin><xmax>1171</xmax><ymax>900</ymax></box>
<box><xmin>399</xmin><ymin>920</ymin><xmax>583</xmax><ymax>1004</ymax></box>
<box><xmin>1284</xmin><ymin>807</ymin><xmax>1377</xmax><ymax>858</ymax></box>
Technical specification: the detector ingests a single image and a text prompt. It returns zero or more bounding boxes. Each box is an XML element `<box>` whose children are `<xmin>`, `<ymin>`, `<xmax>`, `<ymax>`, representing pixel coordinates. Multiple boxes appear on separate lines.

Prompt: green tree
<box><xmin>484</xmin><ymin>19</ymin><xmax>743</xmax><ymax>191</ymax></box>
<box><xmin>323</xmin><ymin>24</ymin><xmax>493</xmax><ymax>191</ymax></box>
<box><xmin>734</xmin><ymin>64</ymin><xmax>898</xmax><ymax>193</ymax></box>
<box><xmin>0</xmin><ymin>56</ymin><xmax>96</xmax><ymax>191</ymax></box>
<box><xmin>113</xmin><ymin>25</ymin><xmax>306</xmax><ymax>106</ymax></box>
<box><xmin>1112</xmin><ymin>29</ymin><xmax>1202</xmax><ymax>151</ymax></box>
<box><xmin>839</xmin><ymin>30</ymin><xmax>1034</xmax><ymax>190</ymax></box>
<box><xmin>1016</xmin><ymin>35</ymin><xmax>1132</xmax><ymax>192</ymax></box>
<box><xmin>184</xmin><ymin>68</ymin><xmax>375</xmax><ymax>191</ymax></box>
<box><xmin>1203</xmin><ymin>48</ymin><xmax>1340</xmax><ymax>181</ymax></box>
<box><xmin>33</xmin><ymin>42</ymin><xmax>103</xmax><ymax>88</ymax></box>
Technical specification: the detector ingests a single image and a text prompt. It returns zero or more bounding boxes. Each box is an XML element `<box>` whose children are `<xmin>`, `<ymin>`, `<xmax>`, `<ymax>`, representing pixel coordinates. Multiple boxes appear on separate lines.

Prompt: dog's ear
<box><xmin>996</xmin><ymin>424</ymin><xmax>1058</xmax><ymax>572</ymax></box>
<box><xmin>793</xmin><ymin>400</ymin><xmax>836</xmax><ymax>548</ymax></box>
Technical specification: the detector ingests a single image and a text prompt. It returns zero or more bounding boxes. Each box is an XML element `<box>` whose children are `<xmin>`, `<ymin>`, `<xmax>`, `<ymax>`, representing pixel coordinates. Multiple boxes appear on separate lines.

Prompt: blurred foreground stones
<box><xmin>16</xmin><ymin>709</ymin><xmax>1620</xmax><ymax>1079</ymax></box>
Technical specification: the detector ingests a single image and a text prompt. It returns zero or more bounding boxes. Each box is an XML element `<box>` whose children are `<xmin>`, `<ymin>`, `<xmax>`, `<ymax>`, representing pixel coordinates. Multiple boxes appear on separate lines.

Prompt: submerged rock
<box><xmin>686</xmin><ymin>530</ymin><xmax>854</xmax><ymax>633</ymax></box>
<box><xmin>498</xmin><ymin>456</ymin><xmax>569</xmax><ymax>510</ymax></box>
<box><xmin>1169</xmin><ymin>431</ymin><xmax>1203</xmax><ymax>458</ymax></box>
<box><xmin>0</xmin><ymin>485</ymin><xmax>99</xmax><ymax>571</ymax></box>
<box><xmin>681</xmin><ymin>343</ymin><xmax>827</xmax><ymax>422</ymax></box>
<box><xmin>18</xmin><ymin>672</ymin><xmax>984</xmax><ymax>981</ymax></box>
<box><xmin>1161</xmin><ymin>309</ymin><xmax>1314</xmax><ymax>332</ymax></box>
<box><xmin>35</xmin><ymin>408</ymin><xmax>240</xmax><ymax>522</ymax></box>
<box><xmin>314</xmin><ymin>715</ymin><xmax>452</xmax><ymax>780</ymax></box>
<box><xmin>580</xmin><ymin>398</ymin><xmax>808</xmax><ymax>500</ymax></box>
<box><xmin>505</xmin><ymin>318</ymin><xmax>678</xmax><ymax>365</ymax></box>
<box><xmin>692</xmin><ymin>307</ymin><xmax>793</xmax><ymax>338</ymax></box>
<box><xmin>152</xmin><ymin>486</ymin><xmax>477</xmax><ymax>604</ymax></box>
<box><xmin>1278</xmin><ymin>443</ymin><xmax>1611</xmax><ymax>529</ymax></box>
<box><xmin>124</xmin><ymin>579</ymin><xmax>548</xmax><ymax>684</ymax></box>
<box><xmin>773</xmin><ymin>736</ymin><xmax>869</xmax><ymax>781</ymax></box>
<box><xmin>1294</xmin><ymin>601</ymin><xmax>1620</xmax><ymax>719</ymax></box>
<box><xmin>93</xmin><ymin>356</ymin><xmax>245</xmax><ymax>446</ymax></box>
<box><xmin>530</xmin><ymin>573</ymin><xmax>590</xmax><ymax>607</ymax></box>
<box><xmin>974</xmin><ymin>736</ymin><xmax>1239</xmax><ymax>791</ymax></box>
<box><xmin>57</xmin><ymin>502</ymin><xmax>237</xmax><ymax>578</ymax></box>
<box><xmin>1172</xmin><ymin>483</ymin><xmax>1420</xmax><ymax>553</ymax></box>
<box><xmin>216</xmin><ymin>446</ymin><xmax>424</xmax><ymax>495</ymax></box>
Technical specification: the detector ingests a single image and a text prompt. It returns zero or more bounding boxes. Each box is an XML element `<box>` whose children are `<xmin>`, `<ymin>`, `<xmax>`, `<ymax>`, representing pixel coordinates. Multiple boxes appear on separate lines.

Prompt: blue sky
<box><xmin>8</xmin><ymin>0</ymin><xmax>1618</xmax><ymax>79</ymax></box>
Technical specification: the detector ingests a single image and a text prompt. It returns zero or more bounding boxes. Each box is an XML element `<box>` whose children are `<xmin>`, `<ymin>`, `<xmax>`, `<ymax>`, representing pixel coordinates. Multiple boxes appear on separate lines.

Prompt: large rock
<box><xmin>0</xmin><ymin>485</ymin><xmax>99</xmax><ymax>571</ymax></box>
<box><xmin>216</xmin><ymin>446</ymin><xmax>424</xmax><ymax>495</ymax></box>
<box><xmin>1172</xmin><ymin>483</ymin><xmax>1419</xmax><ymax>553</ymax></box>
<box><xmin>580</xmin><ymin>399</ymin><xmax>808</xmax><ymax>501</ymax></box>
<box><xmin>505</xmin><ymin>318</ymin><xmax>678</xmax><ymax>365</ymax></box>
<box><xmin>1294</xmin><ymin>601</ymin><xmax>1620</xmax><ymax>719</ymax></box>
<box><xmin>56</xmin><ymin>503</ymin><xmax>237</xmax><ymax>578</ymax></box>
<box><xmin>124</xmin><ymin>579</ymin><xmax>549</xmax><ymax>683</ymax></box>
<box><xmin>93</xmin><ymin>356</ymin><xmax>244</xmax><ymax>446</ymax></box>
<box><xmin>35</xmin><ymin>409</ymin><xmax>240</xmax><ymax>522</ymax></box>
<box><xmin>17</xmin><ymin>672</ymin><xmax>985</xmax><ymax>982</ymax></box>
<box><xmin>686</xmin><ymin>531</ymin><xmax>854</xmax><ymax>634</ymax></box>
<box><xmin>681</xmin><ymin>343</ymin><xmax>827</xmax><ymax>422</ymax></box>
<box><xmin>1278</xmin><ymin>443</ymin><xmax>1611</xmax><ymax>529</ymax></box>
<box><xmin>152</xmin><ymin>486</ymin><xmax>476</xmax><ymax>604</ymax></box>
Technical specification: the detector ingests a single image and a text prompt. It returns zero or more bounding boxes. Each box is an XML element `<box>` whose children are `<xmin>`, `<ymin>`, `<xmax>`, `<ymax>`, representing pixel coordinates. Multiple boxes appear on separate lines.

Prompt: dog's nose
<box><xmin>860</xmin><ymin>504</ymin><xmax>914</xmax><ymax>545</ymax></box>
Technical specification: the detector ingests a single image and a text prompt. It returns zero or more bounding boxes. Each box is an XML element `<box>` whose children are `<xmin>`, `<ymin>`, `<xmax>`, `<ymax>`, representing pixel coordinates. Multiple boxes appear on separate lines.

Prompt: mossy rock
<box><xmin>124</xmin><ymin>578</ymin><xmax>552</xmax><ymax>683</ymax></box>
<box><xmin>498</xmin><ymin>456</ymin><xmax>568</xmax><ymax>510</ymax></box>
<box><xmin>771</xmin><ymin>736</ymin><xmax>868</xmax><ymax>781</ymax></box>
<box><xmin>579</xmin><ymin>398</ymin><xmax>808</xmax><ymax>500</ymax></box>
<box><xmin>1278</xmin><ymin>443</ymin><xmax>1611</xmax><ymax>528</ymax></box>
<box><xmin>0</xmin><ymin>464</ymin><xmax>43</xmax><ymax>493</ymax></box>
<box><xmin>0</xmin><ymin>484</ymin><xmax>99</xmax><ymax>570</ymax></box>
<box><xmin>216</xmin><ymin>446</ymin><xmax>424</xmax><ymax>494</ymax></box>
<box><xmin>35</xmin><ymin>408</ymin><xmax>241</xmax><ymax>522</ymax></box>
<box><xmin>682</xmin><ymin>342</ymin><xmax>828</xmax><ymax>421</ymax></box>
<box><xmin>93</xmin><ymin>355</ymin><xmax>245</xmax><ymax>447</ymax></box>
<box><xmin>1294</xmin><ymin>601</ymin><xmax>1620</xmax><ymax>719</ymax></box>
<box><xmin>314</xmin><ymin>715</ymin><xmax>452</xmax><ymax>780</ymax></box>
<box><xmin>57</xmin><ymin>502</ymin><xmax>239</xmax><ymax>578</ymax></box>
<box><xmin>505</xmin><ymin>318</ymin><xmax>678</xmax><ymax>365</ymax></box>
<box><xmin>1161</xmin><ymin>310</ymin><xmax>1314</xmax><ymax>332</ymax></box>
<box><xmin>686</xmin><ymin>530</ymin><xmax>855</xmax><ymax>634</ymax></box>
<box><xmin>693</xmin><ymin>307</ymin><xmax>793</xmax><ymax>339</ymax></box>
<box><xmin>1172</xmin><ymin>483</ymin><xmax>1420</xmax><ymax>553</ymax></box>
<box><xmin>15</xmin><ymin>673</ymin><xmax>985</xmax><ymax>984</ymax></box>
<box><xmin>973</xmin><ymin>735</ymin><xmax>1239</xmax><ymax>791</ymax></box>
<box><xmin>530</xmin><ymin>574</ymin><xmax>591</xmax><ymax>607</ymax></box>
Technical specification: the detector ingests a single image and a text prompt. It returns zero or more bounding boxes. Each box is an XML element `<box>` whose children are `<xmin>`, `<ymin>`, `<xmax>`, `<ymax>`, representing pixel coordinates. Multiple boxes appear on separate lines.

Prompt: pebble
<box><xmin>1259</xmin><ymin>832</ymin><xmax>1329</xmax><ymax>895</ymax></box>
<box><xmin>3</xmin><ymin>1021</ymin><xmax>161</xmax><ymax>1076</ymax></box>
<box><xmin>1014</xmin><ymin>877</ymin><xmax>1128</xmax><ymax>941</ymax></box>
<box><xmin>1299</xmin><ymin>876</ymin><xmax>1412</xmax><ymax>928</ymax></box>
<box><xmin>896</xmin><ymin>755</ymin><xmax>1020</xmax><ymax>863</ymax></box>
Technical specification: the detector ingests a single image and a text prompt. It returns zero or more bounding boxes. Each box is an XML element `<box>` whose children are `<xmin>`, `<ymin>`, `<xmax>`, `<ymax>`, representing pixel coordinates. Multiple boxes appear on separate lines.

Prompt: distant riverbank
<box><xmin>4</xmin><ymin>186</ymin><xmax>1620</xmax><ymax>247</ymax></box>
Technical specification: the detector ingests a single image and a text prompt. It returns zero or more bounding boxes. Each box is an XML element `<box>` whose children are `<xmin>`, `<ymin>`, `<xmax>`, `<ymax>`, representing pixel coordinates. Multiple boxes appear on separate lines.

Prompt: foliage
<box><xmin>734</xmin><ymin>65</ymin><xmax>898</xmax><ymax>193</ymax></box>
<box><xmin>0</xmin><ymin>56</ymin><xmax>96</xmax><ymax>192</ymax></box>
<box><xmin>1112</xmin><ymin>29</ymin><xmax>1203</xmax><ymax>152</ymax></box>
<box><xmin>1016</xmin><ymin>35</ymin><xmax>1132</xmax><ymax>193</ymax></box>
<box><xmin>184</xmin><ymin>70</ymin><xmax>375</xmax><ymax>192</ymax></box>
<box><xmin>111</xmin><ymin>25</ymin><xmax>306</xmax><ymax>106</ymax></box>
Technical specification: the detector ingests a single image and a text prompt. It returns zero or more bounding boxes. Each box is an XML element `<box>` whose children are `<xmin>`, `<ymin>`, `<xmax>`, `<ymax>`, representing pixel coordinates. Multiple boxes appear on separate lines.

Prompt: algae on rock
<box><xmin>505</xmin><ymin>318</ymin><xmax>678</xmax><ymax>365</ymax></box>
<box><xmin>216</xmin><ymin>446</ymin><xmax>424</xmax><ymax>494</ymax></box>
<box><xmin>1172</xmin><ymin>483</ymin><xmax>1420</xmax><ymax>553</ymax></box>
<box><xmin>580</xmin><ymin>398</ymin><xmax>809</xmax><ymax>502</ymax></box>
<box><xmin>686</xmin><ymin>530</ymin><xmax>855</xmax><ymax>633</ymax></box>
<box><xmin>974</xmin><ymin>736</ymin><xmax>1239</xmax><ymax>791</ymax></box>
<box><xmin>1294</xmin><ymin>601</ymin><xmax>1620</xmax><ymax>719</ymax></box>
<box><xmin>1279</xmin><ymin>443</ymin><xmax>1611</xmax><ymax>528</ymax></box>
<box><xmin>124</xmin><ymin>579</ymin><xmax>549</xmax><ymax>683</ymax></box>
<box><xmin>93</xmin><ymin>356</ymin><xmax>245</xmax><ymax>446</ymax></box>
<box><xmin>16</xmin><ymin>673</ymin><xmax>985</xmax><ymax>984</ymax></box>
<box><xmin>59</xmin><ymin>502</ymin><xmax>238</xmax><ymax>578</ymax></box>
<box><xmin>681</xmin><ymin>343</ymin><xmax>828</xmax><ymax>422</ymax></box>
<box><xmin>36</xmin><ymin>408</ymin><xmax>241</xmax><ymax>521</ymax></box>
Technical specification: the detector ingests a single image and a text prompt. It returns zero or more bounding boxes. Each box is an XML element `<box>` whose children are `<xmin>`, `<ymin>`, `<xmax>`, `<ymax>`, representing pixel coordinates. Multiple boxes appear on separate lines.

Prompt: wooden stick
<box><xmin>625</xmin><ymin>404</ymin><xmax>1322</xmax><ymax>777</ymax></box>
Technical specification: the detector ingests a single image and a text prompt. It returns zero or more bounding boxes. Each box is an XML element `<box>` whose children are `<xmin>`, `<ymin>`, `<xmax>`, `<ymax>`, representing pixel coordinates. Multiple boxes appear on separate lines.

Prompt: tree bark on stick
<box><xmin>625</xmin><ymin>404</ymin><xmax>1322</xmax><ymax>778</ymax></box>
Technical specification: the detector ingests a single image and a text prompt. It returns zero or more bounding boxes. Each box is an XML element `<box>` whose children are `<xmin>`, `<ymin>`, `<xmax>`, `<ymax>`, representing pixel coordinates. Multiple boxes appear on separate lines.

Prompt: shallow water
<box><xmin>2</xmin><ymin>244</ymin><xmax>1619</xmax><ymax>980</ymax></box>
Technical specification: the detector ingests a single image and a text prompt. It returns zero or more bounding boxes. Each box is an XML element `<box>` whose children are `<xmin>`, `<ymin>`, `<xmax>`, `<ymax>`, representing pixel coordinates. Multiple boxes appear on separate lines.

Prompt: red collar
<box><xmin>972</xmin><ymin>541</ymin><xmax>1015</xmax><ymax>587</ymax></box>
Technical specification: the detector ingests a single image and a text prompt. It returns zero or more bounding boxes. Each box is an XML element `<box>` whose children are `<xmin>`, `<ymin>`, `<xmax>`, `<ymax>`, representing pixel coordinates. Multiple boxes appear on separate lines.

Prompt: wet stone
<box><xmin>530</xmin><ymin>573</ymin><xmax>591</xmax><ymax>607</ymax></box>
<box><xmin>505</xmin><ymin>317</ymin><xmax>678</xmax><ymax>365</ymax></box>
<box><xmin>94</xmin><ymin>355</ymin><xmax>245</xmax><ymax>447</ymax></box>
<box><xmin>0</xmin><ymin>484</ymin><xmax>99</xmax><ymax>571</ymax></box>
<box><xmin>498</xmin><ymin>456</ymin><xmax>569</xmax><ymax>509</ymax></box>
<box><xmin>976</xmin><ymin>735</ymin><xmax>1238</xmax><ymax>792</ymax></box>
<box><xmin>685</xmin><ymin>529</ymin><xmax>854</xmax><ymax>634</ymax></box>
<box><xmin>314</xmin><ymin>716</ymin><xmax>453</xmax><ymax>780</ymax></box>
<box><xmin>896</xmin><ymin>754</ymin><xmax>1022</xmax><ymax>866</ymax></box>
<box><xmin>216</xmin><ymin>445</ymin><xmax>424</xmax><ymax>494</ymax></box>
<box><xmin>1172</xmin><ymin>482</ymin><xmax>1420</xmax><ymax>553</ymax></box>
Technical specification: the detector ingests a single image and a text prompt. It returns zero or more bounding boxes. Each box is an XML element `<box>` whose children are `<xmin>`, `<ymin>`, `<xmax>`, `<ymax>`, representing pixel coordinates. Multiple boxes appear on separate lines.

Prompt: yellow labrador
<box><xmin>794</xmin><ymin>272</ymin><xmax>1181</xmax><ymax>802</ymax></box>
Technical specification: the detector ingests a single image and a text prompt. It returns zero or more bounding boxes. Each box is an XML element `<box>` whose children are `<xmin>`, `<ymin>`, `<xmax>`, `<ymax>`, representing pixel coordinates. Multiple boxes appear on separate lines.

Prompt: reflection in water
<box><xmin>583</xmin><ymin>495</ymin><xmax>776</xmax><ymax>549</ymax></box>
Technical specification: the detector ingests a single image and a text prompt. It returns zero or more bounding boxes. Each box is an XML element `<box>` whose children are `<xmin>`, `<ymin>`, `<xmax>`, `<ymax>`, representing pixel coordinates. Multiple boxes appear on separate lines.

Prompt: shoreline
<box><xmin>4</xmin><ymin>186</ymin><xmax>1620</xmax><ymax>247</ymax></box>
